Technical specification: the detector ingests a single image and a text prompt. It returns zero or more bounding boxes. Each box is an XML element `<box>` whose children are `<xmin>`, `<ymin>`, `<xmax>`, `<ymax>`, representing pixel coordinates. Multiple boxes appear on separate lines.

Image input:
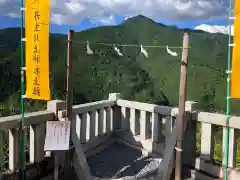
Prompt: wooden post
<box><xmin>64</xmin><ymin>29</ymin><xmax>74</xmax><ymax>177</ymax></box>
<box><xmin>174</xmin><ymin>32</ymin><xmax>189</xmax><ymax>180</ymax></box>
<box><xmin>54</xmin><ymin>152</ymin><xmax>59</xmax><ymax>180</ymax></box>
<box><xmin>66</xmin><ymin>30</ymin><xmax>74</xmax><ymax>123</ymax></box>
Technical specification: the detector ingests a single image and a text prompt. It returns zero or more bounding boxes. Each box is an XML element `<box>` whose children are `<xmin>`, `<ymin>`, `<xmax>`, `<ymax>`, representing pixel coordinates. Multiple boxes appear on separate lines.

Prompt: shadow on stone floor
<box><xmin>87</xmin><ymin>142</ymin><xmax>161</xmax><ymax>179</ymax></box>
<box><xmin>59</xmin><ymin>143</ymin><xmax>195</xmax><ymax>180</ymax></box>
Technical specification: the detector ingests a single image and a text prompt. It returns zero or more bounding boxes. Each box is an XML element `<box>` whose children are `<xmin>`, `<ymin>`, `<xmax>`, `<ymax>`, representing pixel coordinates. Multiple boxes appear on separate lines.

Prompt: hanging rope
<box><xmin>65</xmin><ymin>39</ymin><xmax>186</xmax><ymax>57</ymax></box>
<box><xmin>68</xmin><ymin>39</ymin><xmax>186</xmax><ymax>49</ymax></box>
<box><xmin>62</xmin><ymin>38</ymin><xmax>228</xmax><ymax>73</ymax></box>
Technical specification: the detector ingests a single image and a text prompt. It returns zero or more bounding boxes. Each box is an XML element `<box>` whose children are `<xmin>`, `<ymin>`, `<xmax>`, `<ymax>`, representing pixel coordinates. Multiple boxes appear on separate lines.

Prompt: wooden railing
<box><xmin>1</xmin><ymin>93</ymin><xmax>240</xmax><ymax>180</ymax></box>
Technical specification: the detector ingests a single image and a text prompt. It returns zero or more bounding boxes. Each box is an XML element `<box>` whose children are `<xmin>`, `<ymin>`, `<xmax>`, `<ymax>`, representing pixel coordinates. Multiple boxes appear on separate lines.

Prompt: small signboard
<box><xmin>44</xmin><ymin>121</ymin><xmax>70</xmax><ymax>151</ymax></box>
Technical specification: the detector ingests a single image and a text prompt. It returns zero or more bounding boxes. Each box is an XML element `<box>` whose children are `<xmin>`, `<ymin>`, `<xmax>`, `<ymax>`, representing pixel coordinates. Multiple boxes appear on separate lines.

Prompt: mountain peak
<box><xmin>123</xmin><ymin>15</ymin><xmax>169</xmax><ymax>28</ymax></box>
<box><xmin>124</xmin><ymin>14</ymin><xmax>156</xmax><ymax>23</ymax></box>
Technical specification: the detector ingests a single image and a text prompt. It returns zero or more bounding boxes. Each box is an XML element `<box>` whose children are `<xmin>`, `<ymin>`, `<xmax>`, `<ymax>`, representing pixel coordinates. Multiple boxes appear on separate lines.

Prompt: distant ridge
<box><xmin>1</xmin><ymin>14</ymin><xmax>239</xmax><ymax>116</ymax></box>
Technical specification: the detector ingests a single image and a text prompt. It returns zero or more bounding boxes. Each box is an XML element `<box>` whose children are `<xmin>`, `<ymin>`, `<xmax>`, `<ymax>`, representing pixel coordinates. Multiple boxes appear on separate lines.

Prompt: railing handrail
<box><xmin>116</xmin><ymin>99</ymin><xmax>240</xmax><ymax>130</ymax></box>
<box><xmin>73</xmin><ymin>99</ymin><xmax>116</xmax><ymax>113</ymax></box>
<box><xmin>196</xmin><ymin>111</ymin><xmax>240</xmax><ymax>129</ymax></box>
<box><xmin>116</xmin><ymin>99</ymin><xmax>174</xmax><ymax>116</ymax></box>
<box><xmin>0</xmin><ymin>99</ymin><xmax>116</xmax><ymax>131</ymax></box>
<box><xmin>0</xmin><ymin>110</ymin><xmax>54</xmax><ymax>130</ymax></box>
<box><xmin>58</xmin><ymin>99</ymin><xmax>116</xmax><ymax>119</ymax></box>
<box><xmin>1</xmin><ymin>99</ymin><xmax>240</xmax><ymax>130</ymax></box>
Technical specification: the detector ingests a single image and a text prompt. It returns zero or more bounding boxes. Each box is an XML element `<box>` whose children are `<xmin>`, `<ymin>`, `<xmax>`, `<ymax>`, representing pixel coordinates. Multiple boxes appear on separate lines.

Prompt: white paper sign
<box><xmin>44</xmin><ymin>121</ymin><xmax>70</xmax><ymax>151</ymax></box>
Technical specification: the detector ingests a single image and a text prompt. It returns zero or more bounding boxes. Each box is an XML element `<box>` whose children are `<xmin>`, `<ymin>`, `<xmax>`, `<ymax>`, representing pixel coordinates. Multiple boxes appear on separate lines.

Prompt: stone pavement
<box><xmin>60</xmin><ymin>143</ymin><xmax>193</xmax><ymax>180</ymax></box>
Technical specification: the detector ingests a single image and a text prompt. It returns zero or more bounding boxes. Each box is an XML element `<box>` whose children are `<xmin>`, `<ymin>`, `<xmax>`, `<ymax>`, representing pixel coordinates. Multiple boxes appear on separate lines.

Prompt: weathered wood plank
<box><xmin>156</xmin><ymin>115</ymin><xmax>189</xmax><ymax>180</ymax></box>
<box><xmin>72</xmin><ymin>114</ymin><xmax>92</xmax><ymax>180</ymax></box>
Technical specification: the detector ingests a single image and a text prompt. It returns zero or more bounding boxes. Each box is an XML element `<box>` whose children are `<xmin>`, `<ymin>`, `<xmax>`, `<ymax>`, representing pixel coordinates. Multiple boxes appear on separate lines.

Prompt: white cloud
<box><xmin>65</xmin><ymin>1</ymin><xmax>86</xmax><ymax>15</ymax></box>
<box><xmin>89</xmin><ymin>15</ymin><xmax>117</xmax><ymax>25</ymax></box>
<box><xmin>0</xmin><ymin>0</ymin><xmax>228</xmax><ymax>25</ymax></box>
<box><xmin>194</xmin><ymin>24</ymin><xmax>234</xmax><ymax>35</ymax></box>
<box><xmin>0</xmin><ymin>0</ymin><xmax>19</xmax><ymax>19</ymax></box>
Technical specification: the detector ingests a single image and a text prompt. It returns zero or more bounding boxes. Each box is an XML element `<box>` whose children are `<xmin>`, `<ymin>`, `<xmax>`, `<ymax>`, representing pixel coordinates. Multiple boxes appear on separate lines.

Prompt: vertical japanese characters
<box><xmin>25</xmin><ymin>0</ymin><xmax>50</xmax><ymax>100</ymax></box>
<box><xmin>32</xmin><ymin>8</ymin><xmax>40</xmax><ymax>96</ymax></box>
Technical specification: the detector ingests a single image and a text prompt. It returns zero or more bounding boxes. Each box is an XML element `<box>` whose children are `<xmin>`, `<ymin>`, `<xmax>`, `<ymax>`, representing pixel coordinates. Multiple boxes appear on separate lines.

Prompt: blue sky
<box><xmin>0</xmin><ymin>15</ymin><xmax>230</xmax><ymax>35</ymax></box>
<box><xmin>0</xmin><ymin>0</ymin><xmax>231</xmax><ymax>34</ymax></box>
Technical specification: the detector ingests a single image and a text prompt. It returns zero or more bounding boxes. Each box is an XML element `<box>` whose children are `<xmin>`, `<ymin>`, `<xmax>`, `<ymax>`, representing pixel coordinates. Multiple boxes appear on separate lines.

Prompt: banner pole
<box><xmin>20</xmin><ymin>0</ymin><xmax>25</xmax><ymax>179</ymax></box>
<box><xmin>224</xmin><ymin>0</ymin><xmax>233</xmax><ymax>179</ymax></box>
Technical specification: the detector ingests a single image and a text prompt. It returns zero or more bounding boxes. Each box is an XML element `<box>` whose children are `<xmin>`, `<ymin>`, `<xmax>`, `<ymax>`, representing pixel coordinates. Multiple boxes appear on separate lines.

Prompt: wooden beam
<box><xmin>155</xmin><ymin>32</ymin><xmax>190</xmax><ymax>180</ymax></box>
<box><xmin>174</xmin><ymin>32</ymin><xmax>189</xmax><ymax>180</ymax></box>
<box><xmin>64</xmin><ymin>30</ymin><xmax>92</xmax><ymax>180</ymax></box>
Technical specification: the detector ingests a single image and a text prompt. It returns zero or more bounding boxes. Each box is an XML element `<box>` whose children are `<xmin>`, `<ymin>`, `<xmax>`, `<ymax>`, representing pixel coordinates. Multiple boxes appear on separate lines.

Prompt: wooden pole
<box><xmin>174</xmin><ymin>32</ymin><xmax>189</xmax><ymax>180</ymax></box>
<box><xmin>63</xmin><ymin>30</ymin><xmax>92</xmax><ymax>180</ymax></box>
<box><xmin>66</xmin><ymin>30</ymin><xmax>74</xmax><ymax>122</ymax></box>
<box><xmin>54</xmin><ymin>152</ymin><xmax>59</xmax><ymax>180</ymax></box>
<box><xmin>64</xmin><ymin>29</ymin><xmax>74</xmax><ymax>177</ymax></box>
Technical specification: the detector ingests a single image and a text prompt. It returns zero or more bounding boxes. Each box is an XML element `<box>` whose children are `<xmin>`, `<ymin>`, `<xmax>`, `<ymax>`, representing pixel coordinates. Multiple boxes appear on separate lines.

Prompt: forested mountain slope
<box><xmin>1</xmin><ymin>15</ymin><xmax>238</xmax><ymax>116</ymax></box>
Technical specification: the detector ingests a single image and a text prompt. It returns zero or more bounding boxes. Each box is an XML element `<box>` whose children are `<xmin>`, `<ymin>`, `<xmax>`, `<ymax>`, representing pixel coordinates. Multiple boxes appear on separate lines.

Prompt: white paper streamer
<box><xmin>140</xmin><ymin>45</ymin><xmax>148</xmax><ymax>58</ymax></box>
<box><xmin>166</xmin><ymin>45</ymin><xmax>178</xmax><ymax>56</ymax></box>
<box><xmin>114</xmin><ymin>45</ymin><xmax>123</xmax><ymax>56</ymax></box>
<box><xmin>87</xmin><ymin>41</ymin><xmax>93</xmax><ymax>55</ymax></box>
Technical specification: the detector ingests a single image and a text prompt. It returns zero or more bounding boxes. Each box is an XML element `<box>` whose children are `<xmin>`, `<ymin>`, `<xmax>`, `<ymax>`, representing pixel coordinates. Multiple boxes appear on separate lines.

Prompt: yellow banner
<box><xmin>231</xmin><ymin>10</ymin><xmax>240</xmax><ymax>98</ymax></box>
<box><xmin>25</xmin><ymin>0</ymin><xmax>51</xmax><ymax>100</ymax></box>
<box><xmin>235</xmin><ymin>0</ymin><xmax>240</xmax><ymax>15</ymax></box>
